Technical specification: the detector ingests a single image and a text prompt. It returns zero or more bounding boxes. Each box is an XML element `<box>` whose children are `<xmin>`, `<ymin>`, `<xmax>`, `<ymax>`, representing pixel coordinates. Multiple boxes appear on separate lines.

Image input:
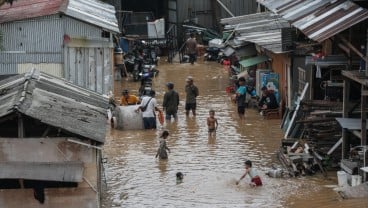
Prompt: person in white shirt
<box><xmin>136</xmin><ymin>90</ymin><xmax>162</xmax><ymax>129</ymax></box>
<box><xmin>236</xmin><ymin>160</ymin><xmax>263</xmax><ymax>187</ymax></box>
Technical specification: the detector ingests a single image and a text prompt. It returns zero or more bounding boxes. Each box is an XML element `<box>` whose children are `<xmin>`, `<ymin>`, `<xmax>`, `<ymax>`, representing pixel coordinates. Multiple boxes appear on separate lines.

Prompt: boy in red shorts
<box><xmin>236</xmin><ymin>160</ymin><xmax>263</xmax><ymax>187</ymax></box>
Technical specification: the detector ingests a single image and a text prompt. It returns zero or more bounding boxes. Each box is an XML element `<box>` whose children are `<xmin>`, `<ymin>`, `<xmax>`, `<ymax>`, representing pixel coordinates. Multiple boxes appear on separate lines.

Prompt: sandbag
<box><xmin>112</xmin><ymin>105</ymin><xmax>144</xmax><ymax>130</ymax></box>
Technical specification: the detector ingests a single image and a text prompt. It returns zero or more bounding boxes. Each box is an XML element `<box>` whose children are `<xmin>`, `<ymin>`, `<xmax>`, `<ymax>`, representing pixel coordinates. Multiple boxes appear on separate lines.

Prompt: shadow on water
<box><xmin>102</xmin><ymin>61</ymin><xmax>368</xmax><ymax>208</ymax></box>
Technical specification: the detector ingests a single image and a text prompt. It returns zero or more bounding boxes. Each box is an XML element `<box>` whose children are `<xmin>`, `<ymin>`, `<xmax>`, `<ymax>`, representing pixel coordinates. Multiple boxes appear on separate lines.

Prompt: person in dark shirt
<box><xmin>235</xmin><ymin>77</ymin><xmax>247</xmax><ymax>120</ymax></box>
<box><xmin>163</xmin><ymin>82</ymin><xmax>180</xmax><ymax>121</ymax></box>
<box><xmin>185</xmin><ymin>76</ymin><xmax>199</xmax><ymax>117</ymax></box>
<box><xmin>258</xmin><ymin>86</ymin><xmax>279</xmax><ymax>111</ymax></box>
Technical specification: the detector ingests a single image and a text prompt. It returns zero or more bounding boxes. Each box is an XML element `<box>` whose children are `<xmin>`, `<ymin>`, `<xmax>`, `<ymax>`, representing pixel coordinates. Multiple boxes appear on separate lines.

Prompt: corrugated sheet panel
<box><xmin>257</xmin><ymin>0</ymin><xmax>368</xmax><ymax>42</ymax></box>
<box><xmin>0</xmin><ymin>0</ymin><xmax>119</xmax><ymax>33</ymax></box>
<box><xmin>0</xmin><ymin>53</ymin><xmax>62</xmax><ymax>64</ymax></box>
<box><xmin>1</xmin><ymin>15</ymin><xmax>63</xmax><ymax>53</ymax></box>
<box><xmin>65</xmin><ymin>0</ymin><xmax>119</xmax><ymax>33</ymax></box>
<box><xmin>221</xmin><ymin>12</ymin><xmax>291</xmax><ymax>53</ymax></box>
<box><xmin>0</xmin><ymin>64</ymin><xmax>17</xmax><ymax>75</ymax></box>
<box><xmin>63</xmin><ymin>16</ymin><xmax>106</xmax><ymax>39</ymax></box>
<box><xmin>220</xmin><ymin>0</ymin><xmax>258</xmax><ymax>17</ymax></box>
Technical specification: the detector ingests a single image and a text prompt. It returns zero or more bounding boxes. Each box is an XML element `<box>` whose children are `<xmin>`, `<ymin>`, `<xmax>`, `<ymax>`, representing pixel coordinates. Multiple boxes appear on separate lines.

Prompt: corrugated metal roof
<box><xmin>257</xmin><ymin>0</ymin><xmax>368</xmax><ymax>42</ymax></box>
<box><xmin>0</xmin><ymin>69</ymin><xmax>108</xmax><ymax>143</ymax></box>
<box><xmin>221</xmin><ymin>12</ymin><xmax>291</xmax><ymax>53</ymax></box>
<box><xmin>0</xmin><ymin>0</ymin><xmax>119</xmax><ymax>33</ymax></box>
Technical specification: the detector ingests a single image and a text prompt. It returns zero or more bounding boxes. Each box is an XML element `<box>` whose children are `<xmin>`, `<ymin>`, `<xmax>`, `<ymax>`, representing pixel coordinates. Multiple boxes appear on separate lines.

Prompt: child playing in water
<box><xmin>236</xmin><ymin>160</ymin><xmax>263</xmax><ymax>187</ymax></box>
<box><xmin>207</xmin><ymin>109</ymin><xmax>218</xmax><ymax>137</ymax></box>
<box><xmin>176</xmin><ymin>172</ymin><xmax>184</xmax><ymax>184</ymax></box>
<box><xmin>155</xmin><ymin>130</ymin><xmax>171</xmax><ymax>159</ymax></box>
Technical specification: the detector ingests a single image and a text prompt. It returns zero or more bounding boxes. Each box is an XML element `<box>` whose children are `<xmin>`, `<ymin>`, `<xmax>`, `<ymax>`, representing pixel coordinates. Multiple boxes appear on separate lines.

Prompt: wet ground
<box><xmin>102</xmin><ymin>60</ymin><xmax>368</xmax><ymax>208</ymax></box>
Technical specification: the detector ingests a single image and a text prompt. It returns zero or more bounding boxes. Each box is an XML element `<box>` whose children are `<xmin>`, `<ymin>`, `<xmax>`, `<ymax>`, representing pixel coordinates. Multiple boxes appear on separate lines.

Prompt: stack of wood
<box><xmin>279</xmin><ymin>100</ymin><xmax>343</xmax><ymax>177</ymax></box>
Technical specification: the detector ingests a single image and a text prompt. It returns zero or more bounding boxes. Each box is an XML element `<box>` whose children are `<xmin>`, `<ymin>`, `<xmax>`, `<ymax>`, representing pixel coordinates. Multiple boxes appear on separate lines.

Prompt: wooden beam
<box><xmin>342</xmin><ymin>79</ymin><xmax>350</xmax><ymax>159</ymax></box>
<box><xmin>216</xmin><ymin>0</ymin><xmax>234</xmax><ymax>17</ymax></box>
<box><xmin>337</xmin><ymin>35</ymin><xmax>368</xmax><ymax>63</ymax></box>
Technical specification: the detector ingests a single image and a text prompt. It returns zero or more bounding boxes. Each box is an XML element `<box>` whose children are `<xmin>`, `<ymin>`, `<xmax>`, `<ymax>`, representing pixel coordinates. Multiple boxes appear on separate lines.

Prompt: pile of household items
<box><xmin>280</xmin><ymin>98</ymin><xmax>343</xmax><ymax>177</ymax></box>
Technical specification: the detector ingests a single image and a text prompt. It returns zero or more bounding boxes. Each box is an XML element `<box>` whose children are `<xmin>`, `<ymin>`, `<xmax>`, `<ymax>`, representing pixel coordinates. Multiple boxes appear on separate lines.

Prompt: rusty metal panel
<box><xmin>0</xmin><ymin>0</ymin><xmax>64</xmax><ymax>24</ymax></box>
<box><xmin>0</xmin><ymin>0</ymin><xmax>119</xmax><ymax>33</ymax></box>
<box><xmin>258</xmin><ymin>0</ymin><xmax>368</xmax><ymax>42</ymax></box>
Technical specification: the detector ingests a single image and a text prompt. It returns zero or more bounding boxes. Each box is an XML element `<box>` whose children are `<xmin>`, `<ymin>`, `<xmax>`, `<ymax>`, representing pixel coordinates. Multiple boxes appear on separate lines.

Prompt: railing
<box><xmin>178</xmin><ymin>41</ymin><xmax>187</xmax><ymax>64</ymax></box>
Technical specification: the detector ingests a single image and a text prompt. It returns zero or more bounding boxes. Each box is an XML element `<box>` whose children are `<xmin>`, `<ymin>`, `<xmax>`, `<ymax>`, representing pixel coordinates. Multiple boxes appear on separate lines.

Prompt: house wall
<box><xmin>169</xmin><ymin>0</ymin><xmax>258</xmax><ymax>43</ymax></box>
<box><xmin>0</xmin><ymin>14</ymin><xmax>113</xmax><ymax>94</ymax></box>
<box><xmin>0</xmin><ymin>138</ymin><xmax>100</xmax><ymax>207</ymax></box>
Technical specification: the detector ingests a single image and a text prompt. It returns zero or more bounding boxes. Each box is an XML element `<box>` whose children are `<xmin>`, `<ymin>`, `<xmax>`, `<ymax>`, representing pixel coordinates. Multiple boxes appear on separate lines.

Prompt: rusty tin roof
<box><xmin>257</xmin><ymin>0</ymin><xmax>368</xmax><ymax>42</ymax></box>
<box><xmin>0</xmin><ymin>0</ymin><xmax>119</xmax><ymax>33</ymax></box>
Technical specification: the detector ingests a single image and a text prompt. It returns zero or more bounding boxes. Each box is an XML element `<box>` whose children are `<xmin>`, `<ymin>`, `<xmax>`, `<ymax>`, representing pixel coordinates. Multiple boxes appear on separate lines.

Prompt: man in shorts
<box><xmin>185</xmin><ymin>76</ymin><xmax>199</xmax><ymax>117</ymax></box>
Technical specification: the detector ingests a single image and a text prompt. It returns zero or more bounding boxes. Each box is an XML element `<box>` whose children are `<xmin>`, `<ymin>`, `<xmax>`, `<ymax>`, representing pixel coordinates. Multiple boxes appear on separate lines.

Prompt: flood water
<box><xmin>102</xmin><ymin>60</ymin><xmax>368</xmax><ymax>208</ymax></box>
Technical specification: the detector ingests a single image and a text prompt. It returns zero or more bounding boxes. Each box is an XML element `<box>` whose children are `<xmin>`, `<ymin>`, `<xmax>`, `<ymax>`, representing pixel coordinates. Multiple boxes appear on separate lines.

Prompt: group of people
<box><xmin>119</xmin><ymin>76</ymin><xmax>199</xmax><ymax>130</ymax></box>
<box><xmin>234</xmin><ymin>77</ymin><xmax>279</xmax><ymax>119</ymax></box>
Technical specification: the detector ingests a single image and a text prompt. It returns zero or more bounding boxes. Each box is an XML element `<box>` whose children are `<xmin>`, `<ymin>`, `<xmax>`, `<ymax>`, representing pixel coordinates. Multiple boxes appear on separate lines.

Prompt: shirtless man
<box><xmin>207</xmin><ymin>109</ymin><xmax>218</xmax><ymax>137</ymax></box>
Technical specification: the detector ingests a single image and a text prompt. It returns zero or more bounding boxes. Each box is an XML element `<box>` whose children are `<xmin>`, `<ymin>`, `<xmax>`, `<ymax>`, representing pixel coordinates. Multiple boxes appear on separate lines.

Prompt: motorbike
<box><xmin>204</xmin><ymin>47</ymin><xmax>221</xmax><ymax>61</ymax></box>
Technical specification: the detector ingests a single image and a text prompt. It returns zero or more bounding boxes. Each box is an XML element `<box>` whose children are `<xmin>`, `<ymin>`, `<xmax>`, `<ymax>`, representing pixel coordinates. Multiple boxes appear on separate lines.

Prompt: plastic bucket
<box><xmin>337</xmin><ymin>171</ymin><xmax>348</xmax><ymax>187</ymax></box>
<box><xmin>351</xmin><ymin>175</ymin><xmax>362</xmax><ymax>187</ymax></box>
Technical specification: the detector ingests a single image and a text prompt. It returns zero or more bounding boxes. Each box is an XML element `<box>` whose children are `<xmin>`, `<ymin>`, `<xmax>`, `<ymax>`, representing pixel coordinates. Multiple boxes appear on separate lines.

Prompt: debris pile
<box><xmin>279</xmin><ymin>100</ymin><xmax>343</xmax><ymax>177</ymax></box>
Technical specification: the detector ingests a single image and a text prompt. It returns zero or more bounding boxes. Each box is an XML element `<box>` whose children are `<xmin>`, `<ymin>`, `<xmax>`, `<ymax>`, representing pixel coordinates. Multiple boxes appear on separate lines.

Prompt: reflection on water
<box><xmin>102</xmin><ymin>61</ymin><xmax>367</xmax><ymax>207</ymax></box>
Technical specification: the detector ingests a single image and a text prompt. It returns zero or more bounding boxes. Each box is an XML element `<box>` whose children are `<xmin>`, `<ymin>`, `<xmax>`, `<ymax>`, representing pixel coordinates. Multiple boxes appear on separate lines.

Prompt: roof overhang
<box><xmin>221</xmin><ymin>12</ymin><xmax>292</xmax><ymax>53</ymax></box>
<box><xmin>257</xmin><ymin>0</ymin><xmax>368</xmax><ymax>43</ymax></box>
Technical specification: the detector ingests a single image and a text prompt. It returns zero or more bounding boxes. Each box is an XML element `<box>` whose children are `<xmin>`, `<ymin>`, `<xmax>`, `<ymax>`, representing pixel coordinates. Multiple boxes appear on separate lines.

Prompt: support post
<box><xmin>17</xmin><ymin>113</ymin><xmax>24</xmax><ymax>138</ymax></box>
<box><xmin>342</xmin><ymin>79</ymin><xmax>350</xmax><ymax>159</ymax></box>
<box><xmin>362</xmin><ymin>85</ymin><xmax>367</xmax><ymax>146</ymax></box>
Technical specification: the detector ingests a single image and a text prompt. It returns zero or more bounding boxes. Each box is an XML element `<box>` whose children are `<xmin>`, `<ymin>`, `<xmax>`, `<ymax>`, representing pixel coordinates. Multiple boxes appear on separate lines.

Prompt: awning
<box><xmin>239</xmin><ymin>56</ymin><xmax>269</xmax><ymax>68</ymax></box>
<box><xmin>257</xmin><ymin>0</ymin><xmax>368</xmax><ymax>43</ymax></box>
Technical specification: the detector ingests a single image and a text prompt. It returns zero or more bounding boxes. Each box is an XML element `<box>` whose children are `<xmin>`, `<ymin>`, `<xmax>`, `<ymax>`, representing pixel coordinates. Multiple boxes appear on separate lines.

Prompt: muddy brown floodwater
<box><xmin>102</xmin><ymin>60</ymin><xmax>368</xmax><ymax>208</ymax></box>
